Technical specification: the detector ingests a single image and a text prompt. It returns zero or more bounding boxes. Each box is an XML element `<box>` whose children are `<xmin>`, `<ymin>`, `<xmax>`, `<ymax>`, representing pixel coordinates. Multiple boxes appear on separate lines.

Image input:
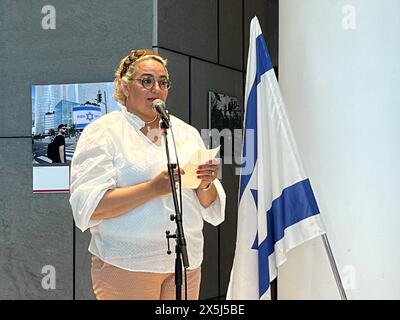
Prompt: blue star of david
<box><xmin>86</xmin><ymin>112</ymin><xmax>94</xmax><ymax>121</ymax></box>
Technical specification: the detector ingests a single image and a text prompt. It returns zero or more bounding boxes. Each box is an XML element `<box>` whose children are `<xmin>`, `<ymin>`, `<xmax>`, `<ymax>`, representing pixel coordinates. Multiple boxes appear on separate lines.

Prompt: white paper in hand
<box><xmin>181</xmin><ymin>146</ymin><xmax>220</xmax><ymax>189</ymax></box>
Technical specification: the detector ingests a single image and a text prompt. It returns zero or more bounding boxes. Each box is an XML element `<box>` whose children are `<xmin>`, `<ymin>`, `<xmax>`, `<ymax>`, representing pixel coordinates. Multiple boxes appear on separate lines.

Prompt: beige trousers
<box><xmin>91</xmin><ymin>255</ymin><xmax>201</xmax><ymax>300</ymax></box>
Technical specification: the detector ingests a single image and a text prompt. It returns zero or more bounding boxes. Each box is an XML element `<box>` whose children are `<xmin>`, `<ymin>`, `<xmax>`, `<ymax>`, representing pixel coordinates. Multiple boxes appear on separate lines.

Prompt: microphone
<box><xmin>152</xmin><ymin>99</ymin><xmax>170</xmax><ymax>128</ymax></box>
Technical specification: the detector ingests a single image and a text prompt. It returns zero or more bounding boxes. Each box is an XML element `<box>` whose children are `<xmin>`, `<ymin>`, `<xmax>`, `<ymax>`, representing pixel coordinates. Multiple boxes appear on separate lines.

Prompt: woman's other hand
<box><xmin>149</xmin><ymin>168</ymin><xmax>185</xmax><ymax>196</ymax></box>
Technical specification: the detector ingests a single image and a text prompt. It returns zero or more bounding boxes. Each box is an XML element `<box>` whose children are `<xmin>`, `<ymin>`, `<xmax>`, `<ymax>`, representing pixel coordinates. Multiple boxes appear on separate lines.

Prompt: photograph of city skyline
<box><xmin>32</xmin><ymin>81</ymin><xmax>117</xmax><ymax>165</ymax></box>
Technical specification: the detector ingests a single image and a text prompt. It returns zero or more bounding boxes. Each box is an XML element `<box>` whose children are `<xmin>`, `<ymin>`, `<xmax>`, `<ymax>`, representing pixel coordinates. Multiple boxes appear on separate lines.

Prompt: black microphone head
<box><xmin>152</xmin><ymin>98</ymin><xmax>165</xmax><ymax>110</ymax></box>
<box><xmin>152</xmin><ymin>99</ymin><xmax>169</xmax><ymax>119</ymax></box>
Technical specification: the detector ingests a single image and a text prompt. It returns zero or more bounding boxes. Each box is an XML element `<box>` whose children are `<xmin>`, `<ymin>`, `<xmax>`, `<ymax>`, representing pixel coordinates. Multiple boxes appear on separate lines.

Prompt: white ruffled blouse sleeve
<box><xmin>192</xmin><ymin>128</ymin><xmax>226</xmax><ymax>226</ymax></box>
<box><xmin>69</xmin><ymin>125</ymin><xmax>117</xmax><ymax>232</ymax></box>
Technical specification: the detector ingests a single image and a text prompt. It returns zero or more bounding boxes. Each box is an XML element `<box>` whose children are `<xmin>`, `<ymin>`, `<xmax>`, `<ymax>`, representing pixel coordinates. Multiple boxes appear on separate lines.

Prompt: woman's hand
<box><xmin>149</xmin><ymin>168</ymin><xmax>185</xmax><ymax>196</ymax></box>
<box><xmin>196</xmin><ymin>159</ymin><xmax>220</xmax><ymax>190</ymax></box>
<box><xmin>195</xmin><ymin>159</ymin><xmax>219</xmax><ymax>208</ymax></box>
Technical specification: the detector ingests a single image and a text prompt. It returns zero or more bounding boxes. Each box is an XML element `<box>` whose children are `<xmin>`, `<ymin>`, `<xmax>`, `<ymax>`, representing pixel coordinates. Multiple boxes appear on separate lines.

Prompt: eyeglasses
<box><xmin>132</xmin><ymin>75</ymin><xmax>171</xmax><ymax>90</ymax></box>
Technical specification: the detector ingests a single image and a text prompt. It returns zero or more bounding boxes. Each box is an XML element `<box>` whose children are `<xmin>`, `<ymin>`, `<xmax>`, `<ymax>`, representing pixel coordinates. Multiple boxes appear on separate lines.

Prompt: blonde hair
<box><xmin>113</xmin><ymin>49</ymin><xmax>169</xmax><ymax>105</ymax></box>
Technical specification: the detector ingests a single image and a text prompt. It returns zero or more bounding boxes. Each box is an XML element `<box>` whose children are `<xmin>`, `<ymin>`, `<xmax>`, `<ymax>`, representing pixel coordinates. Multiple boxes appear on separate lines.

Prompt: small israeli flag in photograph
<box><xmin>72</xmin><ymin>105</ymin><xmax>102</xmax><ymax>129</ymax></box>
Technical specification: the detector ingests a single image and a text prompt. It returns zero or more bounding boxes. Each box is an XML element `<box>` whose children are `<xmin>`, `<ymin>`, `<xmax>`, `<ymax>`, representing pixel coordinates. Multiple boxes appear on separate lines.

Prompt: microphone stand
<box><xmin>161</xmin><ymin>118</ymin><xmax>189</xmax><ymax>300</ymax></box>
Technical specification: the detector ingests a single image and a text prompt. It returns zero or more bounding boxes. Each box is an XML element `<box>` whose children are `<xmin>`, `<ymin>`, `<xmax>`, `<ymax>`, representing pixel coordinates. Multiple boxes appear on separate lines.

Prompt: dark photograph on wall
<box><xmin>32</xmin><ymin>81</ymin><xmax>117</xmax><ymax>193</ymax></box>
<box><xmin>208</xmin><ymin>91</ymin><xmax>242</xmax><ymax>161</ymax></box>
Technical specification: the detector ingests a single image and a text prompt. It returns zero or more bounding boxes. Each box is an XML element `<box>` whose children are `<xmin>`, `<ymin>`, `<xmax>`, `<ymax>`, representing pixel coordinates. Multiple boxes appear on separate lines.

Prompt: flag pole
<box><xmin>321</xmin><ymin>234</ymin><xmax>347</xmax><ymax>300</ymax></box>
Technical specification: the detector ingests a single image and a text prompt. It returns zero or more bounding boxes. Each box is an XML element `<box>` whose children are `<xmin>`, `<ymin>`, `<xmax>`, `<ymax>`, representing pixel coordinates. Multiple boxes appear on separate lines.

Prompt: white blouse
<box><xmin>69</xmin><ymin>104</ymin><xmax>226</xmax><ymax>273</ymax></box>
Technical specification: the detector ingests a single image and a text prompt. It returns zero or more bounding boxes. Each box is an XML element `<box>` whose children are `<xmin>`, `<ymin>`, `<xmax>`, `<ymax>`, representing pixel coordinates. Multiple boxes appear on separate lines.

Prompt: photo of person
<box><xmin>208</xmin><ymin>91</ymin><xmax>242</xmax><ymax>159</ymax></box>
<box><xmin>47</xmin><ymin>124</ymin><xmax>67</xmax><ymax>163</ymax></box>
<box><xmin>32</xmin><ymin>82</ymin><xmax>118</xmax><ymax>193</ymax></box>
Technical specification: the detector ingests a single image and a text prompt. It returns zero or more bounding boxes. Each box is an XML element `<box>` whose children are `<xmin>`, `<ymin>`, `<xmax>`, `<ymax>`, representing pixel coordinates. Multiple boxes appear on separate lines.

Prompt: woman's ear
<box><xmin>121</xmin><ymin>81</ymin><xmax>129</xmax><ymax>97</ymax></box>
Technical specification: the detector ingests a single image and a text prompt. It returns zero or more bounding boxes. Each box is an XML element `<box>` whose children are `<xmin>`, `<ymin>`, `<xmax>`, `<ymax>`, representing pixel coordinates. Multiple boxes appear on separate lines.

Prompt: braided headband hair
<box><xmin>117</xmin><ymin>49</ymin><xmax>168</xmax><ymax>79</ymax></box>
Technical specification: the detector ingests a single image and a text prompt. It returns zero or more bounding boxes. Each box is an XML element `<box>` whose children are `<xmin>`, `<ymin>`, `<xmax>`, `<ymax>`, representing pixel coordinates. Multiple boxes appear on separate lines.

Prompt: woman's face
<box><xmin>124</xmin><ymin>59</ymin><xmax>169</xmax><ymax>121</ymax></box>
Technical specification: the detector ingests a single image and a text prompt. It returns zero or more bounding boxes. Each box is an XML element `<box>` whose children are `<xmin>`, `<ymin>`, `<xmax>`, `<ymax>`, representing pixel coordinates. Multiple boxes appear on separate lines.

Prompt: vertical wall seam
<box><xmin>153</xmin><ymin>0</ymin><xmax>158</xmax><ymax>47</ymax></box>
<box><xmin>217</xmin><ymin>0</ymin><xmax>220</xmax><ymax>64</ymax></box>
<box><xmin>188</xmin><ymin>57</ymin><xmax>192</xmax><ymax>125</ymax></box>
<box><xmin>73</xmin><ymin>222</ymin><xmax>75</xmax><ymax>300</ymax></box>
<box><xmin>217</xmin><ymin>0</ymin><xmax>221</xmax><ymax>300</ymax></box>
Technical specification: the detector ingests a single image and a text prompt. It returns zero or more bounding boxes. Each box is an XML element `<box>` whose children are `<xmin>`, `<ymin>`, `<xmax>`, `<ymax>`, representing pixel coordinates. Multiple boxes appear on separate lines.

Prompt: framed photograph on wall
<box><xmin>32</xmin><ymin>81</ymin><xmax>118</xmax><ymax>193</ymax></box>
<box><xmin>208</xmin><ymin>91</ymin><xmax>241</xmax><ymax>132</ymax></box>
<box><xmin>208</xmin><ymin>91</ymin><xmax>242</xmax><ymax>175</ymax></box>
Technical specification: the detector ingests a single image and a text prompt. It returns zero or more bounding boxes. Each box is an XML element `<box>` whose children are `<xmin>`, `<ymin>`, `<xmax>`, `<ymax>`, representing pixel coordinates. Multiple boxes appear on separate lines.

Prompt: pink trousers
<box><xmin>91</xmin><ymin>255</ymin><xmax>201</xmax><ymax>300</ymax></box>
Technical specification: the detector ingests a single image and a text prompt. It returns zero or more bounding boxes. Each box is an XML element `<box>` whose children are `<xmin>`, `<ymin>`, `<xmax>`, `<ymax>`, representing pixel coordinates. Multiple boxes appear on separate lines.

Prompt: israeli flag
<box><xmin>226</xmin><ymin>16</ymin><xmax>326</xmax><ymax>300</ymax></box>
<box><xmin>72</xmin><ymin>105</ymin><xmax>102</xmax><ymax>129</ymax></box>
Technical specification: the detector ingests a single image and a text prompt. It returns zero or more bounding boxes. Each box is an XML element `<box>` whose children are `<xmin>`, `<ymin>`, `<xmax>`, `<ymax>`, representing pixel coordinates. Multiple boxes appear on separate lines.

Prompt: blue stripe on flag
<box><xmin>250</xmin><ymin>189</ymin><xmax>258</xmax><ymax>209</ymax></box>
<box><xmin>239</xmin><ymin>35</ymin><xmax>274</xmax><ymax>199</ymax></box>
<box><xmin>72</xmin><ymin>106</ymin><xmax>101</xmax><ymax>111</ymax></box>
<box><xmin>239</xmin><ymin>84</ymin><xmax>257</xmax><ymax>198</ymax></box>
<box><xmin>255</xmin><ymin>178</ymin><xmax>320</xmax><ymax>297</ymax></box>
<box><xmin>255</xmin><ymin>35</ymin><xmax>273</xmax><ymax>84</ymax></box>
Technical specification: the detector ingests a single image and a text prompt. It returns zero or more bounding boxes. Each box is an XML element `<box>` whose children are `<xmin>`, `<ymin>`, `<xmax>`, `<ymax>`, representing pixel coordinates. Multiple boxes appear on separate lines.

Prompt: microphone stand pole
<box><xmin>161</xmin><ymin>119</ymin><xmax>189</xmax><ymax>300</ymax></box>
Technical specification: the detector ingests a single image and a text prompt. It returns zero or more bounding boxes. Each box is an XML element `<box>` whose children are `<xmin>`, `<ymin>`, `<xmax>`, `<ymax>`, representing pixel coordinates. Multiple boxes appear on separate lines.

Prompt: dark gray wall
<box><xmin>190</xmin><ymin>59</ymin><xmax>243</xmax><ymax>298</ymax></box>
<box><xmin>0</xmin><ymin>0</ymin><xmax>153</xmax><ymax>300</ymax></box>
<box><xmin>158</xmin><ymin>0</ymin><xmax>218</xmax><ymax>63</ymax></box>
<box><xmin>0</xmin><ymin>139</ymin><xmax>73</xmax><ymax>299</ymax></box>
<box><xmin>158</xmin><ymin>48</ymin><xmax>190</xmax><ymax>122</ymax></box>
<box><xmin>219</xmin><ymin>0</ymin><xmax>243</xmax><ymax>70</ymax></box>
<box><xmin>0</xmin><ymin>0</ymin><xmax>277</xmax><ymax>300</ymax></box>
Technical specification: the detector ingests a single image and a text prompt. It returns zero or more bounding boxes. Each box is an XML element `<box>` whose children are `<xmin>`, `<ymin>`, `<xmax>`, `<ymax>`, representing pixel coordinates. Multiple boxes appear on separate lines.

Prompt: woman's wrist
<box><xmin>199</xmin><ymin>182</ymin><xmax>213</xmax><ymax>192</ymax></box>
<box><xmin>143</xmin><ymin>179</ymin><xmax>158</xmax><ymax>198</ymax></box>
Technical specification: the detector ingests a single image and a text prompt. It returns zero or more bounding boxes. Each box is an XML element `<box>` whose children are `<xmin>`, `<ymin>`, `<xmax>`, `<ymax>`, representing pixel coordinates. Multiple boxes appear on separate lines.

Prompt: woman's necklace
<box><xmin>144</xmin><ymin>114</ymin><xmax>159</xmax><ymax>132</ymax></box>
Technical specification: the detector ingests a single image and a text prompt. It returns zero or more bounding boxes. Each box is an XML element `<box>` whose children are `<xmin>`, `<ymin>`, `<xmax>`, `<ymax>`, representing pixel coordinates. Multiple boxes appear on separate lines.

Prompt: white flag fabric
<box><xmin>72</xmin><ymin>105</ymin><xmax>103</xmax><ymax>129</ymax></box>
<box><xmin>226</xmin><ymin>16</ymin><xmax>326</xmax><ymax>300</ymax></box>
